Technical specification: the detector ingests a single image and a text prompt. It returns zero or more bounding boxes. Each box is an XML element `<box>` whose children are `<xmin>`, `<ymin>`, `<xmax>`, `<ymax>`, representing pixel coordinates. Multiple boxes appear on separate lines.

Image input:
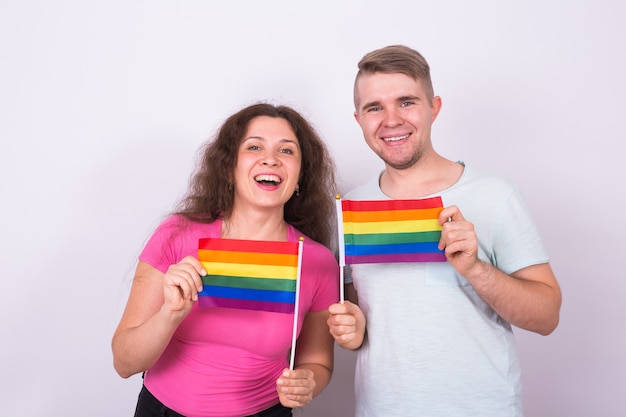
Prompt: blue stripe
<box><xmin>345</xmin><ymin>241</ymin><xmax>443</xmax><ymax>256</ymax></box>
<box><xmin>199</xmin><ymin>285</ymin><xmax>296</xmax><ymax>304</ymax></box>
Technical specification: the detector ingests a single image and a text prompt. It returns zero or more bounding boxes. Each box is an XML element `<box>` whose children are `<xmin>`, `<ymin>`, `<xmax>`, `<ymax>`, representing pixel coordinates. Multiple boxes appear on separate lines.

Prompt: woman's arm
<box><xmin>276</xmin><ymin>310</ymin><xmax>334</xmax><ymax>407</ymax></box>
<box><xmin>111</xmin><ymin>258</ymin><xmax>204</xmax><ymax>378</ymax></box>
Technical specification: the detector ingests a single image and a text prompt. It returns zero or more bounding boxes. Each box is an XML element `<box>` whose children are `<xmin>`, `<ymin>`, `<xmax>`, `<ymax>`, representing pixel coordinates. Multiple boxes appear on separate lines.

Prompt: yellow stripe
<box><xmin>344</xmin><ymin>219</ymin><xmax>442</xmax><ymax>234</ymax></box>
<box><xmin>200</xmin><ymin>261</ymin><xmax>297</xmax><ymax>279</ymax></box>
<box><xmin>198</xmin><ymin>249</ymin><xmax>298</xmax><ymax>266</ymax></box>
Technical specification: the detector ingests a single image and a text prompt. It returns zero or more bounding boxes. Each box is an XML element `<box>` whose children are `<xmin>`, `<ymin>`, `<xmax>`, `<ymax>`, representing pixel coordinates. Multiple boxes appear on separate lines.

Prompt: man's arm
<box><xmin>439</xmin><ymin>206</ymin><xmax>562</xmax><ymax>335</ymax></box>
<box><xmin>463</xmin><ymin>261</ymin><xmax>560</xmax><ymax>335</ymax></box>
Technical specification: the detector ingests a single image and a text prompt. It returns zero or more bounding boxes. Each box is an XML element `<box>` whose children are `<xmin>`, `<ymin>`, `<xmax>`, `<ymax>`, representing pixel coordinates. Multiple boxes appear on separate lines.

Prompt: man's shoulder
<box><xmin>344</xmin><ymin>173</ymin><xmax>383</xmax><ymax>200</ymax></box>
<box><xmin>457</xmin><ymin>163</ymin><xmax>517</xmax><ymax>194</ymax></box>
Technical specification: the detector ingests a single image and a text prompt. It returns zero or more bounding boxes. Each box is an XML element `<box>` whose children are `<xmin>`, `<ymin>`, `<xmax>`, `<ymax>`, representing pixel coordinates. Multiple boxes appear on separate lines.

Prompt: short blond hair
<box><xmin>354</xmin><ymin>45</ymin><xmax>434</xmax><ymax>107</ymax></box>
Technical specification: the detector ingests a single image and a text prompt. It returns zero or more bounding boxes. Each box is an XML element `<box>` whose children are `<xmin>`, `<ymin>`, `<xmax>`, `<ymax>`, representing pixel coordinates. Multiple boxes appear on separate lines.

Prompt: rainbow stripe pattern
<box><xmin>197</xmin><ymin>238</ymin><xmax>300</xmax><ymax>313</ymax></box>
<box><xmin>340</xmin><ymin>196</ymin><xmax>446</xmax><ymax>264</ymax></box>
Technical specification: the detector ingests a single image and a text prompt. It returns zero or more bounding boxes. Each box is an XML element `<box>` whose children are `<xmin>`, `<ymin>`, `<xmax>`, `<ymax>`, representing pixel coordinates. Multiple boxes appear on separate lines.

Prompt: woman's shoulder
<box><xmin>149</xmin><ymin>215</ymin><xmax>222</xmax><ymax>243</ymax></box>
<box><xmin>288</xmin><ymin>225</ymin><xmax>336</xmax><ymax>262</ymax></box>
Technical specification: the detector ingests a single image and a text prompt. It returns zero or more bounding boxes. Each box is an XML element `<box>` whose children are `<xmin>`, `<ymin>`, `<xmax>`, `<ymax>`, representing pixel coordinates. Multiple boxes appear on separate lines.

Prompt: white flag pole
<box><xmin>289</xmin><ymin>237</ymin><xmax>305</xmax><ymax>370</ymax></box>
<box><xmin>335</xmin><ymin>195</ymin><xmax>345</xmax><ymax>303</ymax></box>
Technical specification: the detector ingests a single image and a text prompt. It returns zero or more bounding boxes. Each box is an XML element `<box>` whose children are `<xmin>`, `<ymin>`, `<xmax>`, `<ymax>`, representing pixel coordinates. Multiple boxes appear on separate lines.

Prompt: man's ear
<box><xmin>431</xmin><ymin>96</ymin><xmax>442</xmax><ymax>122</ymax></box>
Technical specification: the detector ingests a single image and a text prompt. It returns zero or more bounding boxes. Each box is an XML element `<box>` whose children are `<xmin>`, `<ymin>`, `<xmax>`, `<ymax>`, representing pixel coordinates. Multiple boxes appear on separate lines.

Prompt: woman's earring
<box><xmin>295</xmin><ymin>184</ymin><xmax>300</xmax><ymax>196</ymax></box>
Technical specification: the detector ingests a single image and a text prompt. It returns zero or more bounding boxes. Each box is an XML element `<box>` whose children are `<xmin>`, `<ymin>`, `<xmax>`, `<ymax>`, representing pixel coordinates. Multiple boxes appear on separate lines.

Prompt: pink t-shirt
<box><xmin>138</xmin><ymin>215</ymin><xmax>339</xmax><ymax>417</ymax></box>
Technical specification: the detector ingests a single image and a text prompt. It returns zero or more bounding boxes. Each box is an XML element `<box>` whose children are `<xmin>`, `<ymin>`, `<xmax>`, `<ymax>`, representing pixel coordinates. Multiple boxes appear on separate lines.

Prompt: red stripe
<box><xmin>342</xmin><ymin>196</ymin><xmax>443</xmax><ymax>212</ymax></box>
<box><xmin>198</xmin><ymin>238</ymin><xmax>299</xmax><ymax>255</ymax></box>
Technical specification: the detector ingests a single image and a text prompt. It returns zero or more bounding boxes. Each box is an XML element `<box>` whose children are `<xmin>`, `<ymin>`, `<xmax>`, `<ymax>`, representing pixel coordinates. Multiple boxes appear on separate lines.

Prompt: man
<box><xmin>327</xmin><ymin>45</ymin><xmax>561</xmax><ymax>416</ymax></box>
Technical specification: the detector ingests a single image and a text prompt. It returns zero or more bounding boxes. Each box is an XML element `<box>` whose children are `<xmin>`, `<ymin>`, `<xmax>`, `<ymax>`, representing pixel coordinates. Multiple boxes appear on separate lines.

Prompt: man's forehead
<box><xmin>355</xmin><ymin>73</ymin><xmax>424</xmax><ymax>103</ymax></box>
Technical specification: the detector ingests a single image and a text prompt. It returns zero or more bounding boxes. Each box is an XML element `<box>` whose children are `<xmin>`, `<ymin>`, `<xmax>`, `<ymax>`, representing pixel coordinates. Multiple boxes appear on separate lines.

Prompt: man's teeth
<box><xmin>383</xmin><ymin>134</ymin><xmax>410</xmax><ymax>142</ymax></box>
<box><xmin>254</xmin><ymin>174</ymin><xmax>281</xmax><ymax>184</ymax></box>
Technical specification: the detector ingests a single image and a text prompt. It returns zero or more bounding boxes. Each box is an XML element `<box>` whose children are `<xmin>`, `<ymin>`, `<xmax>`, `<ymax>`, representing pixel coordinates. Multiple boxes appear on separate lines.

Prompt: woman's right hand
<box><xmin>162</xmin><ymin>255</ymin><xmax>206</xmax><ymax>315</ymax></box>
<box><xmin>113</xmin><ymin>257</ymin><xmax>206</xmax><ymax>378</ymax></box>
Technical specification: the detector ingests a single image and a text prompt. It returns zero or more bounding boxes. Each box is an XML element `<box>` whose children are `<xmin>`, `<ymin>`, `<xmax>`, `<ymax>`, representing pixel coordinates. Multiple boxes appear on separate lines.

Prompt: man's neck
<box><xmin>379</xmin><ymin>155</ymin><xmax>464</xmax><ymax>199</ymax></box>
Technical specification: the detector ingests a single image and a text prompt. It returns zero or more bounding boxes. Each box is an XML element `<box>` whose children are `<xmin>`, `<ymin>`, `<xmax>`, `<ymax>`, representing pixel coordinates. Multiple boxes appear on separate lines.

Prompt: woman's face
<box><xmin>232</xmin><ymin>115</ymin><xmax>302</xmax><ymax>213</ymax></box>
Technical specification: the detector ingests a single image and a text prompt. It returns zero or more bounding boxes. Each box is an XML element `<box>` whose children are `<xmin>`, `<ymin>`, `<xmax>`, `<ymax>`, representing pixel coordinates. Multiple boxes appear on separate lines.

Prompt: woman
<box><xmin>112</xmin><ymin>103</ymin><xmax>339</xmax><ymax>417</ymax></box>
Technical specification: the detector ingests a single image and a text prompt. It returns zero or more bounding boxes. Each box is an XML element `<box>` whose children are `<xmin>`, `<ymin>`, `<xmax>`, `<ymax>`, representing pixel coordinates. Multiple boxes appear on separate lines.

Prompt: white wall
<box><xmin>1</xmin><ymin>1</ymin><xmax>624</xmax><ymax>416</ymax></box>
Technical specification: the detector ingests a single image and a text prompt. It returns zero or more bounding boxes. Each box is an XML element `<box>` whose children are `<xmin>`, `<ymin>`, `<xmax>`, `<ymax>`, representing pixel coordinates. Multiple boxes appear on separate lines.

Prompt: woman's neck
<box><xmin>221</xmin><ymin>209</ymin><xmax>288</xmax><ymax>241</ymax></box>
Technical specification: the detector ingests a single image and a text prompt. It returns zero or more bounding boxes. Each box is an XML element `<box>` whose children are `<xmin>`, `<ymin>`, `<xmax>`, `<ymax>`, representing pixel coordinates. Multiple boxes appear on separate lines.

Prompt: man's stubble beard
<box><xmin>380</xmin><ymin>146</ymin><xmax>424</xmax><ymax>171</ymax></box>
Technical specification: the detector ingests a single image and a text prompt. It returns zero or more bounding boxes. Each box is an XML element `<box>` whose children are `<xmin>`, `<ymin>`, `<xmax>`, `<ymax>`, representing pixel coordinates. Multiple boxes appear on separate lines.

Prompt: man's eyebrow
<box><xmin>360</xmin><ymin>95</ymin><xmax>423</xmax><ymax>112</ymax></box>
<box><xmin>360</xmin><ymin>100</ymin><xmax>381</xmax><ymax>111</ymax></box>
<box><xmin>397</xmin><ymin>95</ymin><xmax>422</xmax><ymax>102</ymax></box>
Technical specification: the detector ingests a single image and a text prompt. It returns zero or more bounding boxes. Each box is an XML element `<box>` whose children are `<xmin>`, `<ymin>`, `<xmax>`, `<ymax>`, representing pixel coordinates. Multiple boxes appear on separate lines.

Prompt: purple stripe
<box><xmin>346</xmin><ymin>252</ymin><xmax>447</xmax><ymax>264</ymax></box>
<box><xmin>198</xmin><ymin>296</ymin><xmax>295</xmax><ymax>314</ymax></box>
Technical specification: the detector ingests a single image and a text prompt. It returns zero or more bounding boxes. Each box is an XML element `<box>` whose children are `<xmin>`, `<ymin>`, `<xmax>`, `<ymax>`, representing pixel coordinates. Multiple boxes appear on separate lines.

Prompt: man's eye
<box><xmin>400</xmin><ymin>101</ymin><xmax>414</xmax><ymax>107</ymax></box>
<box><xmin>367</xmin><ymin>106</ymin><xmax>382</xmax><ymax>112</ymax></box>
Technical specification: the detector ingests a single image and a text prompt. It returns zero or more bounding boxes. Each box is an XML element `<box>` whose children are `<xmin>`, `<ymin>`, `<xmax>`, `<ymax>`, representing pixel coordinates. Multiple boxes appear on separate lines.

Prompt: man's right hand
<box><xmin>327</xmin><ymin>301</ymin><xmax>366</xmax><ymax>350</ymax></box>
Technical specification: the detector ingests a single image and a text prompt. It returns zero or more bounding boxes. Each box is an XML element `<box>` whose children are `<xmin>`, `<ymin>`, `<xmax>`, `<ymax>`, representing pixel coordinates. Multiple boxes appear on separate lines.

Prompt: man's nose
<box><xmin>383</xmin><ymin>107</ymin><xmax>403</xmax><ymax>126</ymax></box>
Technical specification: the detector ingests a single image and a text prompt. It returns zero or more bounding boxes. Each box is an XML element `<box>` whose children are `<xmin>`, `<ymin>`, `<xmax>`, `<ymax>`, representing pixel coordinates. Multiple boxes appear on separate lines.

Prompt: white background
<box><xmin>1</xmin><ymin>1</ymin><xmax>624</xmax><ymax>416</ymax></box>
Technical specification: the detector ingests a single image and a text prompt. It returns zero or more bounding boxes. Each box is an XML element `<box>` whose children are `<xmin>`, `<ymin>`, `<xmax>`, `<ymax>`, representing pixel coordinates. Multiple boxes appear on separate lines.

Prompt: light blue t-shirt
<box><xmin>345</xmin><ymin>163</ymin><xmax>549</xmax><ymax>417</ymax></box>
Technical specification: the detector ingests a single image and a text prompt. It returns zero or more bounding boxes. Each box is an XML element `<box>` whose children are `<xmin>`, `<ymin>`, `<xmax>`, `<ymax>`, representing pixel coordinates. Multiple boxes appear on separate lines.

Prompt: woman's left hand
<box><xmin>276</xmin><ymin>368</ymin><xmax>316</xmax><ymax>408</ymax></box>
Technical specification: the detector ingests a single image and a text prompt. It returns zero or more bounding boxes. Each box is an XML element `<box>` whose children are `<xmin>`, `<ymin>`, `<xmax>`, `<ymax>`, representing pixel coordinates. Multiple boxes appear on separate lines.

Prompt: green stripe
<box><xmin>202</xmin><ymin>274</ymin><xmax>296</xmax><ymax>292</ymax></box>
<box><xmin>344</xmin><ymin>230</ymin><xmax>441</xmax><ymax>246</ymax></box>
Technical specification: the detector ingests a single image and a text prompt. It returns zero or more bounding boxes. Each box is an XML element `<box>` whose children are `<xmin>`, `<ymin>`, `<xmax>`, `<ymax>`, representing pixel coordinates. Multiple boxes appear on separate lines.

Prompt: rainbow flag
<box><xmin>197</xmin><ymin>238</ymin><xmax>301</xmax><ymax>314</ymax></box>
<box><xmin>338</xmin><ymin>196</ymin><xmax>447</xmax><ymax>264</ymax></box>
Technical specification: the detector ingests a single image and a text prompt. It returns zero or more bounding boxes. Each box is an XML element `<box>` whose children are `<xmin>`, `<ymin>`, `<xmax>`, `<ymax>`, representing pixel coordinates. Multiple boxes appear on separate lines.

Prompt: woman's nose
<box><xmin>261</xmin><ymin>152</ymin><xmax>279</xmax><ymax>166</ymax></box>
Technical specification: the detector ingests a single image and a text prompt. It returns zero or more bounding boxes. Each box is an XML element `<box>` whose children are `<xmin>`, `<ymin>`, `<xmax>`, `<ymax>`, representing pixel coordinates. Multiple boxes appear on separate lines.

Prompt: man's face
<box><xmin>354</xmin><ymin>72</ymin><xmax>441</xmax><ymax>170</ymax></box>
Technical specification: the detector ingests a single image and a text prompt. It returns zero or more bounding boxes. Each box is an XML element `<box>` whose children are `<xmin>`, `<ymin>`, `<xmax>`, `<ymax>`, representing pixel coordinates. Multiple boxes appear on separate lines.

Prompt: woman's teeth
<box><xmin>254</xmin><ymin>174</ymin><xmax>281</xmax><ymax>185</ymax></box>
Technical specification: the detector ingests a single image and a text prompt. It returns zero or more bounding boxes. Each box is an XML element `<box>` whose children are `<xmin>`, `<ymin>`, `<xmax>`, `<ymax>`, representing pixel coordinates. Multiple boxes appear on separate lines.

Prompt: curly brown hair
<box><xmin>174</xmin><ymin>103</ymin><xmax>338</xmax><ymax>249</ymax></box>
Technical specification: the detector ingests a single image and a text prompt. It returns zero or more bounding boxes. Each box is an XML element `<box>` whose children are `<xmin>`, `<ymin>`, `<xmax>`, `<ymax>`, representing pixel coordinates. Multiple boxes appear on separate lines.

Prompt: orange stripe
<box><xmin>343</xmin><ymin>207</ymin><xmax>442</xmax><ymax>223</ymax></box>
<box><xmin>198</xmin><ymin>249</ymin><xmax>298</xmax><ymax>266</ymax></box>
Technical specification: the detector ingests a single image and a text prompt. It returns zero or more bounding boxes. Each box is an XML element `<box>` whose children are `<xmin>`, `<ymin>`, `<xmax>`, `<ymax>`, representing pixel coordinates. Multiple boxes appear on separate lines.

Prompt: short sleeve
<box><xmin>138</xmin><ymin>216</ymin><xmax>221</xmax><ymax>273</ymax></box>
<box><xmin>492</xmin><ymin>187</ymin><xmax>550</xmax><ymax>274</ymax></box>
<box><xmin>301</xmin><ymin>239</ymin><xmax>340</xmax><ymax>312</ymax></box>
